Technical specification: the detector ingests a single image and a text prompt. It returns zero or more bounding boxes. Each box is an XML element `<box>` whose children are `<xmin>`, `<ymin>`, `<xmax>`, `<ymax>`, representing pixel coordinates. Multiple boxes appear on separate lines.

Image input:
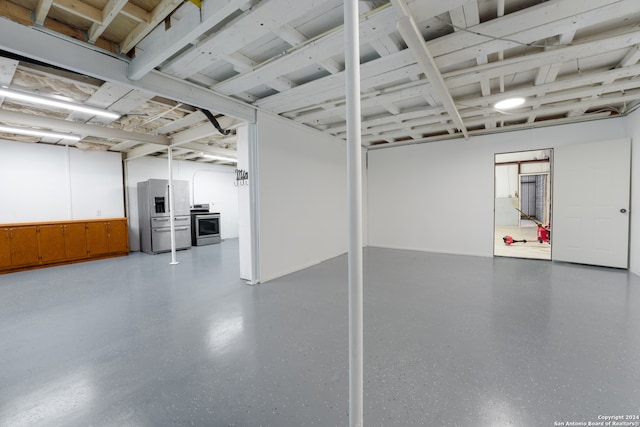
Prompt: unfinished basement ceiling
<box><xmin>1</xmin><ymin>0</ymin><xmax>640</xmax><ymax>155</ymax></box>
<box><xmin>0</xmin><ymin>56</ymin><xmax>241</xmax><ymax>162</ymax></box>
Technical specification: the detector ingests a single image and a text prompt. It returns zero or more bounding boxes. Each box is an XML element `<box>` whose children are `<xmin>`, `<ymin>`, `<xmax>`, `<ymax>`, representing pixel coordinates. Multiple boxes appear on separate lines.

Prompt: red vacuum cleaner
<box><xmin>503</xmin><ymin>235</ymin><xmax>527</xmax><ymax>245</ymax></box>
<box><xmin>515</xmin><ymin>207</ymin><xmax>551</xmax><ymax>244</ymax></box>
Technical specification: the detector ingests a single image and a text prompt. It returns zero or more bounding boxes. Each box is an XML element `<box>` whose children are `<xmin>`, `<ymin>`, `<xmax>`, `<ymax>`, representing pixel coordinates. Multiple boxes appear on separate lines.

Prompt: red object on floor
<box><xmin>503</xmin><ymin>236</ymin><xmax>527</xmax><ymax>245</ymax></box>
<box><xmin>537</xmin><ymin>224</ymin><xmax>551</xmax><ymax>243</ymax></box>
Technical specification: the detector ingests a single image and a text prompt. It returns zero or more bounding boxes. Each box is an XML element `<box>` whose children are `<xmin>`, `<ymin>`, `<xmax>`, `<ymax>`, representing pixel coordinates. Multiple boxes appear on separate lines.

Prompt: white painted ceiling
<box><xmin>1</xmin><ymin>0</ymin><xmax>640</xmax><ymax>160</ymax></box>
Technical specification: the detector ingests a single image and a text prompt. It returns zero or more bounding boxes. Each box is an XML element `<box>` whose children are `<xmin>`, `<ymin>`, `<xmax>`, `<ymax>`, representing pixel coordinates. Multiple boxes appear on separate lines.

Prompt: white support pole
<box><xmin>345</xmin><ymin>0</ymin><xmax>363</xmax><ymax>426</ymax></box>
<box><xmin>168</xmin><ymin>146</ymin><xmax>179</xmax><ymax>265</ymax></box>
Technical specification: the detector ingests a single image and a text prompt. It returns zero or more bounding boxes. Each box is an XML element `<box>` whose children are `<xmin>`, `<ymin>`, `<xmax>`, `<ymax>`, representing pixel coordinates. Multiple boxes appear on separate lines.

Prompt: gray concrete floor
<box><xmin>0</xmin><ymin>239</ymin><xmax>639</xmax><ymax>426</ymax></box>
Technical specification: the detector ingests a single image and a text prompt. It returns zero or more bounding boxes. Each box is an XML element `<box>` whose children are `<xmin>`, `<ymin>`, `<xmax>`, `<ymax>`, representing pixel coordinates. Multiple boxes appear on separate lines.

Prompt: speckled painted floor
<box><xmin>0</xmin><ymin>239</ymin><xmax>639</xmax><ymax>426</ymax></box>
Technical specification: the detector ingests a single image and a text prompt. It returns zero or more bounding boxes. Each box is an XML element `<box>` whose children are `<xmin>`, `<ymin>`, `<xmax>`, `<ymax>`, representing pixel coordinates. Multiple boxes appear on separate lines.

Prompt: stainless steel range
<box><xmin>138</xmin><ymin>179</ymin><xmax>191</xmax><ymax>254</ymax></box>
<box><xmin>190</xmin><ymin>204</ymin><xmax>221</xmax><ymax>246</ymax></box>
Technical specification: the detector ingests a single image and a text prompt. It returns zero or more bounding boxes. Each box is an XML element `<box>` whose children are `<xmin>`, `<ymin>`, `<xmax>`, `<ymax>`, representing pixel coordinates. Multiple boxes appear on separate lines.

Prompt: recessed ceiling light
<box><xmin>494</xmin><ymin>97</ymin><xmax>525</xmax><ymax>110</ymax></box>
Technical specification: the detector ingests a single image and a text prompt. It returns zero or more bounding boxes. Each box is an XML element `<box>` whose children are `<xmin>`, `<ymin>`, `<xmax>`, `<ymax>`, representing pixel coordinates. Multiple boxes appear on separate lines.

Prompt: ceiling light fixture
<box><xmin>200</xmin><ymin>153</ymin><xmax>237</xmax><ymax>163</ymax></box>
<box><xmin>0</xmin><ymin>87</ymin><xmax>121</xmax><ymax>119</ymax></box>
<box><xmin>0</xmin><ymin>125</ymin><xmax>81</xmax><ymax>141</ymax></box>
<box><xmin>494</xmin><ymin>97</ymin><xmax>526</xmax><ymax>110</ymax></box>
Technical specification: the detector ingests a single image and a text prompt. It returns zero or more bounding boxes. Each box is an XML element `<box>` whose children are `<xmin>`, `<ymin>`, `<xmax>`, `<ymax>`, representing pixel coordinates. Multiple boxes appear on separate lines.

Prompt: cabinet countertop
<box><xmin>0</xmin><ymin>218</ymin><xmax>128</xmax><ymax>227</ymax></box>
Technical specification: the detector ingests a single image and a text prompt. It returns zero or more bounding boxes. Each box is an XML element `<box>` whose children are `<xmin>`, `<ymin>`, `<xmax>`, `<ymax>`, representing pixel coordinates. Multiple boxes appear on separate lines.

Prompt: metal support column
<box><xmin>168</xmin><ymin>146</ymin><xmax>178</xmax><ymax>265</ymax></box>
<box><xmin>345</xmin><ymin>0</ymin><xmax>363</xmax><ymax>425</ymax></box>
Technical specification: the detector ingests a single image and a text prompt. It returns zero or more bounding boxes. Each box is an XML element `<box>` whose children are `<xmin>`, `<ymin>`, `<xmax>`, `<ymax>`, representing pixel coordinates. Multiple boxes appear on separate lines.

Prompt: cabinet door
<box><xmin>107</xmin><ymin>220</ymin><xmax>129</xmax><ymax>253</ymax></box>
<box><xmin>0</xmin><ymin>228</ymin><xmax>11</xmax><ymax>269</ymax></box>
<box><xmin>65</xmin><ymin>223</ymin><xmax>88</xmax><ymax>259</ymax></box>
<box><xmin>38</xmin><ymin>225</ymin><xmax>66</xmax><ymax>263</ymax></box>
<box><xmin>86</xmin><ymin>222</ymin><xmax>109</xmax><ymax>257</ymax></box>
<box><xmin>10</xmin><ymin>226</ymin><xmax>40</xmax><ymax>267</ymax></box>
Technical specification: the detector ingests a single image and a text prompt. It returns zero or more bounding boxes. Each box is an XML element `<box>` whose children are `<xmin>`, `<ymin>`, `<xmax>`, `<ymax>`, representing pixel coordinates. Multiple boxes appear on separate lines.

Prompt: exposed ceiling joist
<box><xmin>125</xmin><ymin>138</ymin><xmax>237</xmax><ymax>160</ymax></box>
<box><xmin>128</xmin><ymin>0</ymin><xmax>253</xmax><ymax>80</ymax></box>
<box><xmin>34</xmin><ymin>0</ymin><xmax>54</xmax><ymax>25</ymax></box>
<box><xmin>120</xmin><ymin>0</ymin><xmax>184</xmax><ymax>54</ymax></box>
<box><xmin>0</xmin><ymin>18</ymin><xmax>256</xmax><ymax>122</ymax></box>
<box><xmin>0</xmin><ymin>109</ymin><xmax>171</xmax><ymax>144</ymax></box>
<box><xmin>161</xmin><ymin>0</ymin><xmax>327</xmax><ymax>80</ymax></box>
<box><xmin>0</xmin><ymin>57</ymin><xmax>18</xmax><ymax>106</ymax></box>
<box><xmin>53</xmin><ymin>0</ymin><xmax>102</xmax><ymax>23</ymax></box>
<box><xmin>432</xmin><ymin>0</ymin><xmax>634</xmax><ymax>68</ymax></box>
<box><xmin>87</xmin><ymin>0</ymin><xmax>129</xmax><ymax>44</ymax></box>
<box><xmin>3</xmin><ymin>0</ymin><xmax>640</xmax><ymax>153</ymax></box>
<box><xmin>394</xmin><ymin>10</ymin><xmax>469</xmax><ymax>139</ymax></box>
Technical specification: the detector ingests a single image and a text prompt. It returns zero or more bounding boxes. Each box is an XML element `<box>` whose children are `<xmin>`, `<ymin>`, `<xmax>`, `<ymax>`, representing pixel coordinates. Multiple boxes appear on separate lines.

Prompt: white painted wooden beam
<box><xmin>125</xmin><ymin>138</ymin><xmax>237</xmax><ymax>160</ymax></box>
<box><xmin>224</xmin><ymin>52</ymin><xmax>257</xmax><ymax>71</ymax></box>
<box><xmin>357</xmin><ymin>91</ymin><xmax>638</xmax><ymax>144</ymax></box>
<box><xmin>161</xmin><ymin>0</ymin><xmax>332</xmax><ymax>79</ymax></box>
<box><xmin>325</xmin><ymin>64</ymin><xmax>640</xmax><ymax>137</ymax></box>
<box><xmin>88</xmin><ymin>0</ymin><xmax>129</xmax><ymax>43</ymax></box>
<box><xmin>65</xmin><ymin>81</ymin><xmax>131</xmax><ymax>123</ymax></box>
<box><xmin>273</xmin><ymin>23</ymin><xmax>343</xmax><ymax>74</ymax></box>
<box><xmin>0</xmin><ymin>57</ymin><xmax>18</xmax><ymax>106</ymax></box>
<box><xmin>211</xmin><ymin>11</ymin><xmax>397</xmax><ymax>95</ymax></box>
<box><xmin>369</xmin><ymin>34</ymin><xmax>402</xmax><ymax>57</ymax></box>
<box><xmin>120</xmin><ymin>0</ymin><xmax>185</xmax><ymax>54</ymax></box>
<box><xmin>179</xmin><ymin>142</ymin><xmax>237</xmax><ymax>157</ymax></box>
<box><xmin>109</xmin><ymin>140</ymin><xmax>140</xmax><ymax>151</ymax></box>
<box><xmin>211</xmin><ymin>0</ymin><xmax>466</xmax><ymax>95</ymax></box>
<box><xmin>449</xmin><ymin>0</ymin><xmax>480</xmax><ymax>29</ymax></box>
<box><xmin>154</xmin><ymin>110</ymin><xmax>207</xmax><ymax>134</ymax></box>
<box><xmin>256</xmin><ymin>49</ymin><xmax>417</xmax><ymax>113</ymax></box>
<box><xmin>618</xmin><ymin>45</ymin><xmax>640</xmax><ymax>68</ymax></box>
<box><xmin>535</xmin><ymin>32</ymin><xmax>575</xmax><ymax>87</ymax></box>
<box><xmin>171</xmin><ymin>123</ymin><xmax>236</xmax><ymax>149</ymax></box>
<box><xmin>432</xmin><ymin>0</ymin><xmax>635</xmax><ymax>68</ymax></box>
<box><xmin>35</xmin><ymin>0</ymin><xmax>54</xmax><ymax>25</ymax></box>
<box><xmin>125</xmin><ymin>143</ymin><xmax>169</xmax><ymax>160</ymax></box>
<box><xmin>393</xmin><ymin>3</ymin><xmax>468</xmax><ymax>139</ymax></box>
<box><xmin>445</xmin><ymin>28</ymin><xmax>640</xmax><ymax>88</ymax></box>
<box><xmin>128</xmin><ymin>0</ymin><xmax>252</xmax><ymax>79</ymax></box>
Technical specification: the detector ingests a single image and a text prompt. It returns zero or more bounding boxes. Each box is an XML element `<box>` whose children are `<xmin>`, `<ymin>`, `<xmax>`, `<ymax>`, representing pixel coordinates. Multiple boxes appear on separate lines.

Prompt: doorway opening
<box><xmin>494</xmin><ymin>149</ymin><xmax>552</xmax><ymax>260</ymax></box>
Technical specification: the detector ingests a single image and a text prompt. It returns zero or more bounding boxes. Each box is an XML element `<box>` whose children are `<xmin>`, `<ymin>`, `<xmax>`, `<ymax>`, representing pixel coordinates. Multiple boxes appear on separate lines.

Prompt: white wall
<box><xmin>0</xmin><ymin>139</ymin><xmax>124</xmax><ymax>223</ymax></box>
<box><xmin>236</xmin><ymin>123</ymin><xmax>253</xmax><ymax>282</ymax></box>
<box><xmin>126</xmin><ymin>156</ymin><xmax>238</xmax><ymax>251</ymax></box>
<box><xmin>625</xmin><ymin>109</ymin><xmax>640</xmax><ymax>275</ymax></box>
<box><xmin>367</xmin><ymin>118</ymin><xmax>628</xmax><ymax>257</ymax></box>
<box><xmin>256</xmin><ymin>111</ymin><xmax>348</xmax><ymax>282</ymax></box>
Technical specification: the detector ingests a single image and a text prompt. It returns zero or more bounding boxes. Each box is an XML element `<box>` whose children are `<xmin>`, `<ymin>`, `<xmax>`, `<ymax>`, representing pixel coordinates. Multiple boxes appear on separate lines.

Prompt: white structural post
<box><xmin>345</xmin><ymin>0</ymin><xmax>363</xmax><ymax>426</ymax></box>
<box><xmin>168</xmin><ymin>146</ymin><xmax>179</xmax><ymax>265</ymax></box>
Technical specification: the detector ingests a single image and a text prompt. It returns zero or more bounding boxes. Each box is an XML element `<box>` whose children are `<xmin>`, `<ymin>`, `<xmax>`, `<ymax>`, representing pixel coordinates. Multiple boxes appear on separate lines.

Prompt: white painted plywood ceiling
<box><xmin>1</xmin><ymin>0</ymin><xmax>640</xmax><ymax>162</ymax></box>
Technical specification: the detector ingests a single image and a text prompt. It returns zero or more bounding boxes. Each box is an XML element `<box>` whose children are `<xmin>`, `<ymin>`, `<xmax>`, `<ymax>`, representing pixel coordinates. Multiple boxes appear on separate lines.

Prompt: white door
<box><xmin>553</xmin><ymin>138</ymin><xmax>630</xmax><ymax>268</ymax></box>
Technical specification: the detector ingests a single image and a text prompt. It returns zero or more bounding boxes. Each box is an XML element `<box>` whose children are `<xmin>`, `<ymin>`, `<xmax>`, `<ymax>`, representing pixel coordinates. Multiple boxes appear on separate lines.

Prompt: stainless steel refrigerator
<box><xmin>137</xmin><ymin>179</ymin><xmax>191</xmax><ymax>254</ymax></box>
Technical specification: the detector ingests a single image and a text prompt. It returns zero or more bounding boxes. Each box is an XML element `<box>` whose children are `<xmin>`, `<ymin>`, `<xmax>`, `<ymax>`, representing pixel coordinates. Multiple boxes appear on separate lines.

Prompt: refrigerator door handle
<box><xmin>153</xmin><ymin>227</ymin><xmax>189</xmax><ymax>232</ymax></box>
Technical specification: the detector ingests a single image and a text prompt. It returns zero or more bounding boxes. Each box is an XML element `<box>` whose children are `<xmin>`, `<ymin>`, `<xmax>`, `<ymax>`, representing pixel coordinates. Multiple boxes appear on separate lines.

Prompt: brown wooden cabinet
<box><xmin>86</xmin><ymin>222</ymin><xmax>110</xmax><ymax>257</ymax></box>
<box><xmin>0</xmin><ymin>218</ymin><xmax>128</xmax><ymax>274</ymax></box>
<box><xmin>65</xmin><ymin>223</ymin><xmax>88</xmax><ymax>259</ymax></box>
<box><xmin>39</xmin><ymin>223</ymin><xmax>89</xmax><ymax>262</ymax></box>
<box><xmin>9</xmin><ymin>226</ymin><xmax>40</xmax><ymax>267</ymax></box>
<box><xmin>39</xmin><ymin>225</ymin><xmax>67</xmax><ymax>263</ymax></box>
<box><xmin>0</xmin><ymin>228</ymin><xmax>11</xmax><ymax>269</ymax></box>
<box><xmin>107</xmin><ymin>219</ymin><xmax>129</xmax><ymax>253</ymax></box>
